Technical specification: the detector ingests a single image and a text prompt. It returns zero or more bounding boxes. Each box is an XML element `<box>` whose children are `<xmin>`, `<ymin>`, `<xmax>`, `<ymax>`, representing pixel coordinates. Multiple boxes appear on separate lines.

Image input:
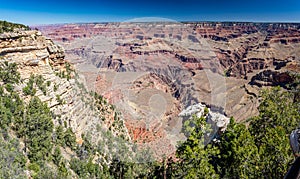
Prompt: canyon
<box><xmin>34</xmin><ymin>22</ymin><xmax>300</xmax><ymax>158</ymax></box>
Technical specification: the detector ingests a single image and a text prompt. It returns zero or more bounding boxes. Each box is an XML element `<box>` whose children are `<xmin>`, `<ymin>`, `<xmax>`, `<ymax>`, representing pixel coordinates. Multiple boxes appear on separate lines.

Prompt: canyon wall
<box><xmin>35</xmin><ymin>22</ymin><xmax>300</xmax><ymax>157</ymax></box>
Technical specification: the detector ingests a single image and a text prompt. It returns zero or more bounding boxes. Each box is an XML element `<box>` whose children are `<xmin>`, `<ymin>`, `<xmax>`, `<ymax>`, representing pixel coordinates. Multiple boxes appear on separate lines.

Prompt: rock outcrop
<box><xmin>0</xmin><ymin>30</ymin><xmax>130</xmax><ymax>163</ymax></box>
<box><xmin>179</xmin><ymin>103</ymin><xmax>229</xmax><ymax>132</ymax></box>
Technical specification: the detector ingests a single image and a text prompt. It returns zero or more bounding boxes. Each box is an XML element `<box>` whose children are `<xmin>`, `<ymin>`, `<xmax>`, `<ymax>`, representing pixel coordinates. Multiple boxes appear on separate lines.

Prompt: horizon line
<box><xmin>30</xmin><ymin>20</ymin><xmax>300</xmax><ymax>26</ymax></box>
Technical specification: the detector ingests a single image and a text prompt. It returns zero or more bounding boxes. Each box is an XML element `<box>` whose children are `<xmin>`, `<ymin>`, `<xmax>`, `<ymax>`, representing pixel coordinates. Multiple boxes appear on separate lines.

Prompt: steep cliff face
<box><xmin>0</xmin><ymin>30</ymin><xmax>130</xmax><ymax>148</ymax></box>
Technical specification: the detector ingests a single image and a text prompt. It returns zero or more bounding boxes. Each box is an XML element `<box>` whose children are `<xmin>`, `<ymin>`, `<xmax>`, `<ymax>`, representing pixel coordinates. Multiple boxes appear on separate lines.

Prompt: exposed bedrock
<box><xmin>250</xmin><ymin>70</ymin><xmax>295</xmax><ymax>87</ymax></box>
<box><xmin>37</xmin><ymin>22</ymin><xmax>300</xmax><ymax>126</ymax></box>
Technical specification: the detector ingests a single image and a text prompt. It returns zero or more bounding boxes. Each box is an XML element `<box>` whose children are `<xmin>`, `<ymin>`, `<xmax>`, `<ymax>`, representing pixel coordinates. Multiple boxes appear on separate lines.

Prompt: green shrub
<box><xmin>64</xmin><ymin>128</ymin><xmax>76</xmax><ymax>150</ymax></box>
<box><xmin>0</xmin><ymin>61</ymin><xmax>20</xmax><ymax>84</ymax></box>
<box><xmin>28</xmin><ymin>162</ymin><xmax>40</xmax><ymax>173</ymax></box>
<box><xmin>56</xmin><ymin>95</ymin><xmax>63</xmax><ymax>105</ymax></box>
<box><xmin>53</xmin><ymin>83</ymin><xmax>58</xmax><ymax>92</ymax></box>
<box><xmin>22</xmin><ymin>74</ymin><xmax>36</xmax><ymax>96</ymax></box>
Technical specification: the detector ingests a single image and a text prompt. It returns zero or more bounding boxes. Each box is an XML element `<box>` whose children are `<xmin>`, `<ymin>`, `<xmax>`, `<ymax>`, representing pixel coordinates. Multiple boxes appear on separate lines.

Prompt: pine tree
<box><xmin>174</xmin><ymin>115</ymin><xmax>220</xmax><ymax>178</ymax></box>
<box><xmin>25</xmin><ymin>97</ymin><xmax>54</xmax><ymax>162</ymax></box>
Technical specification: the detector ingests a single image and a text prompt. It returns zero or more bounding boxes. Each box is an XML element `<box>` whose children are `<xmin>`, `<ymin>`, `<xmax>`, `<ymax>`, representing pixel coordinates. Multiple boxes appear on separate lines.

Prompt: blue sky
<box><xmin>0</xmin><ymin>0</ymin><xmax>300</xmax><ymax>25</ymax></box>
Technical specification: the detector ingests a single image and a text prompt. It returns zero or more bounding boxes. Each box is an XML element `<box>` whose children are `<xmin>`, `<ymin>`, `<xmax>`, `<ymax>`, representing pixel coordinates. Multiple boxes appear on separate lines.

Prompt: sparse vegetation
<box><xmin>54</xmin><ymin>62</ymin><xmax>74</xmax><ymax>81</ymax></box>
<box><xmin>53</xmin><ymin>82</ymin><xmax>59</xmax><ymax>92</ymax></box>
<box><xmin>0</xmin><ymin>20</ymin><xmax>29</xmax><ymax>33</ymax></box>
<box><xmin>56</xmin><ymin>95</ymin><xmax>64</xmax><ymax>105</ymax></box>
<box><xmin>35</xmin><ymin>75</ymin><xmax>47</xmax><ymax>95</ymax></box>
<box><xmin>46</xmin><ymin>81</ymin><xmax>51</xmax><ymax>87</ymax></box>
<box><xmin>22</xmin><ymin>74</ymin><xmax>48</xmax><ymax>96</ymax></box>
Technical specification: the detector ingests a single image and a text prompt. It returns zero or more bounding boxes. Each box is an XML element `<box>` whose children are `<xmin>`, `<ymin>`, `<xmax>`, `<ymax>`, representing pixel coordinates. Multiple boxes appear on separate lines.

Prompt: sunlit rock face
<box><xmin>179</xmin><ymin>103</ymin><xmax>230</xmax><ymax>142</ymax></box>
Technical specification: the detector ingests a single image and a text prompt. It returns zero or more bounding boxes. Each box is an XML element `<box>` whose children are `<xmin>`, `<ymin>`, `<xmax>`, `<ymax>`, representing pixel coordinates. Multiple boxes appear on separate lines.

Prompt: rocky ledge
<box><xmin>0</xmin><ymin>30</ymin><xmax>131</xmax><ymax>163</ymax></box>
